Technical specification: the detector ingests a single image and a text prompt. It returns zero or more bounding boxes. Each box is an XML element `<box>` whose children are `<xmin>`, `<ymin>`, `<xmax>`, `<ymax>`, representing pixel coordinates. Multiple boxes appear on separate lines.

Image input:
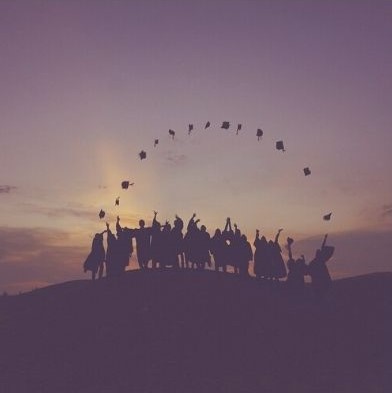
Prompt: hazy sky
<box><xmin>1</xmin><ymin>0</ymin><xmax>392</xmax><ymax>293</ymax></box>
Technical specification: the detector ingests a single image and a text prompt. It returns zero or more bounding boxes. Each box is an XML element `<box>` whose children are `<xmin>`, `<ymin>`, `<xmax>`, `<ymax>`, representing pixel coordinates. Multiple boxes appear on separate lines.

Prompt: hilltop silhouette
<box><xmin>0</xmin><ymin>271</ymin><xmax>391</xmax><ymax>393</ymax></box>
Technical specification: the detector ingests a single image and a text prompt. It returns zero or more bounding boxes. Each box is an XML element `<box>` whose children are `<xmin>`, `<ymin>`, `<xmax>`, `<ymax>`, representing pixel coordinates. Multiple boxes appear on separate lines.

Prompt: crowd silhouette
<box><xmin>84</xmin><ymin>213</ymin><xmax>335</xmax><ymax>298</ymax></box>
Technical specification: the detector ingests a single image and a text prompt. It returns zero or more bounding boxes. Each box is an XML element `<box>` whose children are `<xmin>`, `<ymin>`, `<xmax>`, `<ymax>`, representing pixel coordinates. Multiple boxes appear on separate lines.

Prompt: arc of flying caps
<box><xmin>256</xmin><ymin>129</ymin><xmax>263</xmax><ymax>141</ymax></box>
<box><xmin>154</xmin><ymin>139</ymin><xmax>159</xmax><ymax>147</ymax></box>
<box><xmin>323</xmin><ymin>212</ymin><xmax>332</xmax><ymax>221</ymax></box>
<box><xmin>204</xmin><ymin>121</ymin><xmax>211</xmax><ymax>129</ymax></box>
<box><xmin>121</xmin><ymin>181</ymin><xmax>134</xmax><ymax>189</ymax></box>
<box><xmin>236</xmin><ymin>124</ymin><xmax>242</xmax><ymax>135</ymax></box>
<box><xmin>99</xmin><ymin>209</ymin><xmax>105</xmax><ymax>219</ymax></box>
<box><xmin>276</xmin><ymin>140</ymin><xmax>285</xmax><ymax>152</ymax></box>
<box><xmin>188</xmin><ymin>124</ymin><xmax>194</xmax><ymax>135</ymax></box>
<box><xmin>115</xmin><ymin>197</ymin><xmax>120</xmax><ymax>206</ymax></box>
<box><xmin>221</xmin><ymin>121</ymin><xmax>230</xmax><ymax>130</ymax></box>
<box><xmin>139</xmin><ymin>150</ymin><xmax>147</xmax><ymax>160</ymax></box>
<box><xmin>168</xmin><ymin>129</ymin><xmax>175</xmax><ymax>139</ymax></box>
<box><xmin>303</xmin><ymin>167</ymin><xmax>311</xmax><ymax>176</ymax></box>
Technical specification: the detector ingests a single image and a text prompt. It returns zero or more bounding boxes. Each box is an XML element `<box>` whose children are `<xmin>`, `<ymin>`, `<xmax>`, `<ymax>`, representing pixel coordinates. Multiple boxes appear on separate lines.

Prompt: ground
<box><xmin>0</xmin><ymin>270</ymin><xmax>391</xmax><ymax>393</ymax></box>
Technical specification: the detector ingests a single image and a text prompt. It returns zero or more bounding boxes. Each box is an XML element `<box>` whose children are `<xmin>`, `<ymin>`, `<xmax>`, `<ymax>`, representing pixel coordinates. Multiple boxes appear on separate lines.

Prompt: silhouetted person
<box><xmin>307</xmin><ymin>234</ymin><xmax>335</xmax><ymax>299</ymax></box>
<box><xmin>160</xmin><ymin>222</ymin><xmax>178</xmax><ymax>269</ymax></box>
<box><xmin>210</xmin><ymin>229</ymin><xmax>226</xmax><ymax>272</ymax></box>
<box><xmin>253</xmin><ymin>230</ymin><xmax>270</xmax><ymax>279</ymax></box>
<box><xmin>83</xmin><ymin>231</ymin><xmax>106</xmax><ymax>280</ymax></box>
<box><xmin>184</xmin><ymin>213</ymin><xmax>199</xmax><ymax>269</ymax></box>
<box><xmin>133</xmin><ymin>216</ymin><xmax>153</xmax><ymax>269</ymax></box>
<box><xmin>222</xmin><ymin>217</ymin><xmax>235</xmax><ymax>273</ymax></box>
<box><xmin>286</xmin><ymin>237</ymin><xmax>307</xmax><ymax>293</ymax></box>
<box><xmin>116</xmin><ymin>217</ymin><xmax>133</xmax><ymax>274</ymax></box>
<box><xmin>195</xmin><ymin>224</ymin><xmax>211</xmax><ymax>270</ymax></box>
<box><xmin>150</xmin><ymin>211</ymin><xmax>162</xmax><ymax>269</ymax></box>
<box><xmin>172</xmin><ymin>215</ymin><xmax>185</xmax><ymax>269</ymax></box>
<box><xmin>230</xmin><ymin>223</ymin><xmax>242</xmax><ymax>274</ymax></box>
<box><xmin>106</xmin><ymin>223</ymin><xmax>119</xmax><ymax>277</ymax></box>
<box><xmin>238</xmin><ymin>234</ymin><xmax>253</xmax><ymax>277</ymax></box>
<box><xmin>269</xmin><ymin>229</ymin><xmax>287</xmax><ymax>282</ymax></box>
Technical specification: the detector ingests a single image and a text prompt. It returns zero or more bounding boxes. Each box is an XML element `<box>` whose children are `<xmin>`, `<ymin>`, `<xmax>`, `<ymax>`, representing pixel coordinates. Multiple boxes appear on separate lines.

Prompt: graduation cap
<box><xmin>256</xmin><ymin>129</ymin><xmax>263</xmax><ymax>141</ymax></box>
<box><xmin>276</xmin><ymin>140</ymin><xmax>285</xmax><ymax>152</ymax></box>
<box><xmin>121</xmin><ymin>181</ymin><xmax>134</xmax><ymax>189</ymax></box>
<box><xmin>205</xmin><ymin>121</ymin><xmax>211</xmax><ymax>129</ymax></box>
<box><xmin>99</xmin><ymin>209</ymin><xmax>105</xmax><ymax>219</ymax></box>
<box><xmin>236</xmin><ymin>124</ymin><xmax>242</xmax><ymax>135</ymax></box>
<box><xmin>323</xmin><ymin>212</ymin><xmax>332</xmax><ymax>221</ymax></box>
<box><xmin>169</xmin><ymin>129</ymin><xmax>175</xmax><ymax>139</ymax></box>
<box><xmin>188</xmin><ymin>124</ymin><xmax>194</xmax><ymax>135</ymax></box>
<box><xmin>221</xmin><ymin>121</ymin><xmax>230</xmax><ymax>130</ymax></box>
<box><xmin>139</xmin><ymin>150</ymin><xmax>147</xmax><ymax>160</ymax></box>
<box><xmin>303</xmin><ymin>167</ymin><xmax>311</xmax><ymax>176</ymax></box>
<box><xmin>115</xmin><ymin>197</ymin><xmax>120</xmax><ymax>206</ymax></box>
<box><xmin>154</xmin><ymin>139</ymin><xmax>159</xmax><ymax>147</ymax></box>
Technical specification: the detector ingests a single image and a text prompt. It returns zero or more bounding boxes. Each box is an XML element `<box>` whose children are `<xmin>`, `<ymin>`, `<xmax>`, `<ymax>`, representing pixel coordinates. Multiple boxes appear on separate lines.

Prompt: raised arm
<box><xmin>187</xmin><ymin>213</ymin><xmax>196</xmax><ymax>231</ymax></box>
<box><xmin>274</xmin><ymin>228</ymin><xmax>283</xmax><ymax>243</ymax></box>
<box><xmin>287</xmin><ymin>237</ymin><xmax>293</xmax><ymax>260</ymax></box>
<box><xmin>321</xmin><ymin>234</ymin><xmax>328</xmax><ymax>249</ymax></box>
<box><xmin>116</xmin><ymin>216</ymin><xmax>122</xmax><ymax>234</ymax></box>
<box><xmin>253</xmin><ymin>229</ymin><xmax>260</xmax><ymax>247</ymax></box>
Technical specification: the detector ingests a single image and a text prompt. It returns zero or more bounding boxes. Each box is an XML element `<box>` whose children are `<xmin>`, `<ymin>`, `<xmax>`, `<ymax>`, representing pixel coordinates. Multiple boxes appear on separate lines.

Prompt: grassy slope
<box><xmin>0</xmin><ymin>270</ymin><xmax>391</xmax><ymax>393</ymax></box>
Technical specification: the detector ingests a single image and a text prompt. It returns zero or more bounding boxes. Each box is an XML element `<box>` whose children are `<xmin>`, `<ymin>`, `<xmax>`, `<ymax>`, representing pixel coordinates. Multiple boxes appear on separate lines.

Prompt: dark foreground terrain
<box><xmin>0</xmin><ymin>270</ymin><xmax>391</xmax><ymax>393</ymax></box>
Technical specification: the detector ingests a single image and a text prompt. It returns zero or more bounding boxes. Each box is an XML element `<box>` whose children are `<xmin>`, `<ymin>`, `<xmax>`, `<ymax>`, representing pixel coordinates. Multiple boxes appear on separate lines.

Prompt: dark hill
<box><xmin>0</xmin><ymin>270</ymin><xmax>391</xmax><ymax>393</ymax></box>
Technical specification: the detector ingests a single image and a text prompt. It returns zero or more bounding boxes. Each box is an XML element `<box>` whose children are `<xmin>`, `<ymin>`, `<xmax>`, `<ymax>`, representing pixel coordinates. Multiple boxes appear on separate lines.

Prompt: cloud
<box><xmin>382</xmin><ymin>204</ymin><xmax>392</xmax><ymax>219</ymax></box>
<box><xmin>0</xmin><ymin>185</ymin><xmax>17</xmax><ymax>194</ymax></box>
<box><xmin>0</xmin><ymin>226</ymin><xmax>87</xmax><ymax>294</ymax></box>
<box><xmin>19</xmin><ymin>202</ymin><xmax>98</xmax><ymax>222</ymax></box>
<box><xmin>165</xmin><ymin>151</ymin><xmax>188</xmax><ymax>166</ymax></box>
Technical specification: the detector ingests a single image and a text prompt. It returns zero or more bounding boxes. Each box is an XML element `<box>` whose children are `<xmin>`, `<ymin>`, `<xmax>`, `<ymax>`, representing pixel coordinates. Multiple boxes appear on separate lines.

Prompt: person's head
<box><xmin>241</xmin><ymin>234</ymin><xmax>247</xmax><ymax>241</ymax></box>
<box><xmin>139</xmin><ymin>219</ymin><xmax>145</xmax><ymax>228</ymax></box>
<box><xmin>201</xmin><ymin>225</ymin><xmax>206</xmax><ymax>232</ymax></box>
<box><xmin>214</xmin><ymin>228</ymin><xmax>221</xmax><ymax>236</ymax></box>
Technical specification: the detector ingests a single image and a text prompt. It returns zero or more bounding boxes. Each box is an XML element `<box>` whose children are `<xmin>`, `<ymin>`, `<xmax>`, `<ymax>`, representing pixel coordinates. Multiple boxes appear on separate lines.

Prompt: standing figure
<box><xmin>150</xmin><ymin>211</ymin><xmax>162</xmax><ymax>269</ymax></box>
<box><xmin>253</xmin><ymin>230</ymin><xmax>270</xmax><ymax>279</ymax></box>
<box><xmin>307</xmin><ymin>234</ymin><xmax>335</xmax><ymax>299</ymax></box>
<box><xmin>195</xmin><ymin>224</ymin><xmax>211</xmax><ymax>270</ymax></box>
<box><xmin>286</xmin><ymin>237</ymin><xmax>307</xmax><ymax>293</ymax></box>
<box><xmin>210</xmin><ymin>229</ymin><xmax>226</xmax><ymax>272</ymax></box>
<box><xmin>116</xmin><ymin>217</ymin><xmax>133</xmax><ymax>274</ymax></box>
<box><xmin>172</xmin><ymin>215</ymin><xmax>185</xmax><ymax>269</ymax></box>
<box><xmin>133</xmin><ymin>217</ymin><xmax>153</xmax><ymax>270</ymax></box>
<box><xmin>269</xmin><ymin>229</ymin><xmax>287</xmax><ymax>281</ymax></box>
<box><xmin>238</xmin><ymin>234</ymin><xmax>253</xmax><ymax>277</ymax></box>
<box><xmin>83</xmin><ymin>230</ymin><xmax>106</xmax><ymax>280</ymax></box>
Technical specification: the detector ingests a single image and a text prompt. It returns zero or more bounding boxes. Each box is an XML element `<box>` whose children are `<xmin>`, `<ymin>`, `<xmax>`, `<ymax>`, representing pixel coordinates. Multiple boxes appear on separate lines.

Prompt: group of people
<box><xmin>83</xmin><ymin>213</ymin><xmax>335</xmax><ymax>297</ymax></box>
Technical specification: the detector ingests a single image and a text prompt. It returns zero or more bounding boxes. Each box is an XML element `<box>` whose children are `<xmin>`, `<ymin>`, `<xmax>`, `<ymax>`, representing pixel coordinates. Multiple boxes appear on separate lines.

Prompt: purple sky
<box><xmin>1</xmin><ymin>0</ymin><xmax>392</xmax><ymax>293</ymax></box>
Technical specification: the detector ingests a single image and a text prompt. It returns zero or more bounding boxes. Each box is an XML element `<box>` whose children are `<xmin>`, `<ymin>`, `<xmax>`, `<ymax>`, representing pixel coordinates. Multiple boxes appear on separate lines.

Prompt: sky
<box><xmin>1</xmin><ymin>0</ymin><xmax>392</xmax><ymax>293</ymax></box>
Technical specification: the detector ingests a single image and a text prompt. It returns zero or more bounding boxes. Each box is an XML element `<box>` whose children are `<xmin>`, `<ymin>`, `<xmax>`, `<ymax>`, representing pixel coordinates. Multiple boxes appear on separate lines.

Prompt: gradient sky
<box><xmin>1</xmin><ymin>0</ymin><xmax>392</xmax><ymax>293</ymax></box>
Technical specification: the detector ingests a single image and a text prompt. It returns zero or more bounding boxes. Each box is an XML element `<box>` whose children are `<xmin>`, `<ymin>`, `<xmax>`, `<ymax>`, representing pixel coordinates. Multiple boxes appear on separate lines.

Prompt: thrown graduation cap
<box><xmin>221</xmin><ymin>121</ymin><xmax>230</xmax><ymax>130</ymax></box>
<box><xmin>236</xmin><ymin>124</ymin><xmax>242</xmax><ymax>135</ymax></box>
<box><xmin>303</xmin><ymin>167</ymin><xmax>311</xmax><ymax>176</ymax></box>
<box><xmin>188</xmin><ymin>124</ymin><xmax>194</xmax><ymax>135</ymax></box>
<box><xmin>99</xmin><ymin>209</ymin><xmax>105</xmax><ymax>219</ymax></box>
<box><xmin>121</xmin><ymin>181</ymin><xmax>134</xmax><ymax>189</ymax></box>
<box><xmin>168</xmin><ymin>129</ymin><xmax>175</xmax><ymax>139</ymax></box>
<box><xmin>154</xmin><ymin>139</ymin><xmax>159</xmax><ymax>147</ymax></box>
<box><xmin>323</xmin><ymin>212</ymin><xmax>332</xmax><ymax>221</ymax></box>
<box><xmin>139</xmin><ymin>150</ymin><xmax>147</xmax><ymax>160</ymax></box>
<box><xmin>256</xmin><ymin>129</ymin><xmax>263</xmax><ymax>141</ymax></box>
<box><xmin>205</xmin><ymin>121</ymin><xmax>211</xmax><ymax>129</ymax></box>
<box><xmin>276</xmin><ymin>140</ymin><xmax>285</xmax><ymax>152</ymax></box>
<box><xmin>115</xmin><ymin>197</ymin><xmax>120</xmax><ymax>206</ymax></box>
